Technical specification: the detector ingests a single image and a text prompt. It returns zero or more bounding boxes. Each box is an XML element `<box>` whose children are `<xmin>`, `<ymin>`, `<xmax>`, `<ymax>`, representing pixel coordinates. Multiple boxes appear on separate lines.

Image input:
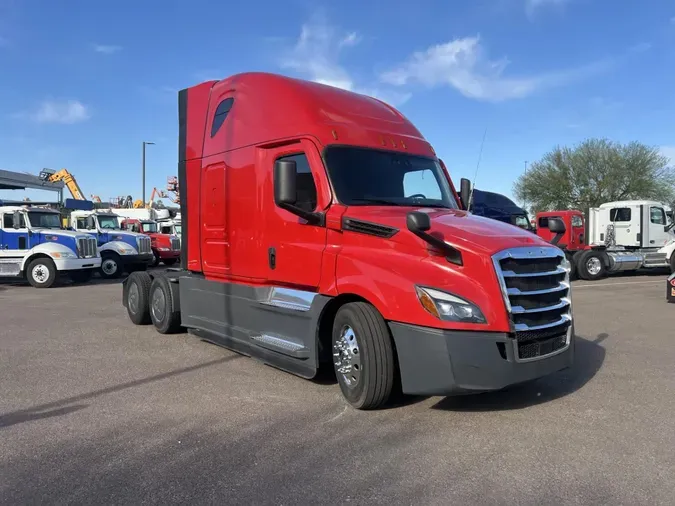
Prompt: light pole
<box><xmin>142</xmin><ymin>141</ymin><xmax>155</xmax><ymax>207</ymax></box>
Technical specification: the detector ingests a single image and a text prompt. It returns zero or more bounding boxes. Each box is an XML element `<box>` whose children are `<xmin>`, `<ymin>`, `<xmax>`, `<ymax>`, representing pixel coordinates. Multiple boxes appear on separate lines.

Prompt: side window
<box><xmin>571</xmin><ymin>215</ymin><xmax>583</xmax><ymax>227</ymax></box>
<box><xmin>277</xmin><ymin>153</ymin><xmax>317</xmax><ymax>212</ymax></box>
<box><xmin>403</xmin><ymin>169</ymin><xmax>442</xmax><ymax>200</ymax></box>
<box><xmin>2</xmin><ymin>213</ymin><xmax>25</xmax><ymax>228</ymax></box>
<box><xmin>211</xmin><ymin>98</ymin><xmax>234</xmax><ymax>137</ymax></box>
<box><xmin>650</xmin><ymin>207</ymin><xmax>666</xmax><ymax>225</ymax></box>
<box><xmin>538</xmin><ymin>217</ymin><xmax>550</xmax><ymax>228</ymax></box>
<box><xmin>76</xmin><ymin>217</ymin><xmax>88</xmax><ymax>229</ymax></box>
<box><xmin>609</xmin><ymin>208</ymin><xmax>631</xmax><ymax>222</ymax></box>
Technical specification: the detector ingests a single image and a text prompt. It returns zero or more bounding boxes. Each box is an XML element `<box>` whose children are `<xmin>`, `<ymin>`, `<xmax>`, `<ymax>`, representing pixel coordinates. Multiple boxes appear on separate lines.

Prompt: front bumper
<box><xmin>119</xmin><ymin>253</ymin><xmax>154</xmax><ymax>266</ymax></box>
<box><xmin>53</xmin><ymin>257</ymin><xmax>102</xmax><ymax>272</ymax></box>
<box><xmin>155</xmin><ymin>249</ymin><xmax>180</xmax><ymax>260</ymax></box>
<box><xmin>389</xmin><ymin>321</ymin><xmax>574</xmax><ymax>396</ymax></box>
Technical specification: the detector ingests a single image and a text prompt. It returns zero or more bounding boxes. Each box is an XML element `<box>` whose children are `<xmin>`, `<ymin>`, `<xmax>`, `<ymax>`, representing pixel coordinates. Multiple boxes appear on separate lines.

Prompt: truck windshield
<box><xmin>97</xmin><ymin>215</ymin><xmax>120</xmax><ymax>230</ymax></box>
<box><xmin>142</xmin><ymin>222</ymin><xmax>158</xmax><ymax>233</ymax></box>
<box><xmin>27</xmin><ymin>212</ymin><xmax>62</xmax><ymax>229</ymax></box>
<box><xmin>324</xmin><ymin>146</ymin><xmax>459</xmax><ymax>209</ymax></box>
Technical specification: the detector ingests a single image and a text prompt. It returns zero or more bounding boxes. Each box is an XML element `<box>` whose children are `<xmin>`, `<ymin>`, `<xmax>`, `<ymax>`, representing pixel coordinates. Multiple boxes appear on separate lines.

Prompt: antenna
<box><xmin>467</xmin><ymin>127</ymin><xmax>488</xmax><ymax>211</ymax></box>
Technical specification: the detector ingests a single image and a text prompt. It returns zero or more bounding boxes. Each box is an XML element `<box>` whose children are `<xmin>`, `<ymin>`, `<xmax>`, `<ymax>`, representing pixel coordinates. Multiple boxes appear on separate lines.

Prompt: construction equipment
<box><xmin>167</xmin><ymin>176</ymin><xmax>180</xmax><ymax>204</ymax></box>
<box><xmin>39</xmin><ymin>168</ymin><xmax>85</xmax><ymax>201</ymax></box>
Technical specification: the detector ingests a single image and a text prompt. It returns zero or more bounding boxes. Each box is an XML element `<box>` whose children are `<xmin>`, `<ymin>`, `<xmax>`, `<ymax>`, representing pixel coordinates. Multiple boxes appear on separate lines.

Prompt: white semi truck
<box><xmin>0</xmin><ymin>205</ymin><xmax>100</xmax><ymax>287</ymax></box>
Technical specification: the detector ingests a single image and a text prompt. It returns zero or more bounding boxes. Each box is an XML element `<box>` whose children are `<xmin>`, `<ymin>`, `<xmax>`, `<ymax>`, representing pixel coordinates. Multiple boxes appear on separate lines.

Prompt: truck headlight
<box><xmin>157</xmin><ymin>247</ymin><xmax>170</xmax><ymax>251</ymax></box>
<box><xmin>51</xmin><ymin>251</ymin><xmax>77</xmax><ymax>259</ymax></box>
<box><xmin>115</xmin><ymin>246</ymin><xmax>134</xmax><ymax>255</ymax></box>
<box><xmin>415</xmin><ymin>286</ymin><xmax>486</xmax><ymax>324</ymax></box>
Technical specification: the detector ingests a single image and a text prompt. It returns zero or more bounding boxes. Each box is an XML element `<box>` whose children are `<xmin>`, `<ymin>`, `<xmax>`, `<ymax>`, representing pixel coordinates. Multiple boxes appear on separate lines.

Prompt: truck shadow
<box><xmin>431</xmin><ymin>333</ymin><xmax>607</xmax><ymax>412</ymax></box>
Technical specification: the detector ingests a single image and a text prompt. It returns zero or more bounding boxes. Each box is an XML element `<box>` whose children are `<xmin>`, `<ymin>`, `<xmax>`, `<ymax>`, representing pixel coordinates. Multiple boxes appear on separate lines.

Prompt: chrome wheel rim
<box><xmin>31</xmin><ymin>264</ymin><xmax>49</xmax><ymax>284</ymax></box>
<box><xmin>586</xmin><ymin>257</ymin><xmax>602</xmax><ymax>276</ymax></box>
<box><xmin>151</xmin><ymin>286</ymin><xmax>166</xmax><ymax>322</ymax></box>
<box><xmin>128</xmin><ymin>282</ymin><xmax>139</xmax><ymax>313</ymax></box>
<box><xmin>333</xmin><ymin>325</ymin><xmax>361</xmax><ymax>388</ymax></box>
<box><xmin>102</xmin><ymin>259</ymin><xmax>117</xmax><ymax>275</ymax></box>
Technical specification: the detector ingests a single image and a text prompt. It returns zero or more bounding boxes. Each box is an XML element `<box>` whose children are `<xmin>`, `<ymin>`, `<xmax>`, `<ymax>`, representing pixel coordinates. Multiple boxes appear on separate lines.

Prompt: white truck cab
<box><xmin>70</xmin><ymin>210</ymin><xmax>153</xmax><ymax>278</ymax></box>
<box><xmin>587</xmin><ymin>200</ymin><xmax>675</xmax><ymax>272</ymax></box>
<box><xmin>0</xmin><ymin>205</ymin><xmax>100</xmax><ymax>287</ymax></box>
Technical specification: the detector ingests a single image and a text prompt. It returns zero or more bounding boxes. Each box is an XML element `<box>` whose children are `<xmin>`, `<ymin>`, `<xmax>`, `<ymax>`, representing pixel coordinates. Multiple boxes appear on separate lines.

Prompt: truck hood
<box><xmin>33</xmin><ymin>229</ymin><xmax>89</xmax><ymax>240</ymax></box>
<box><xmin>344</xmin><ymin>207</ymin><xmax>549</xmax><ymax>256</ymax></box>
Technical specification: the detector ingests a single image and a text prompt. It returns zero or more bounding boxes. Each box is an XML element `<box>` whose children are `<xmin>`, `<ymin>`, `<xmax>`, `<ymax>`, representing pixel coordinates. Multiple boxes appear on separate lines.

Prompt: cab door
<box><xmin>263</xmin><ymin>139</ymin><xmax>330</xmax><ymax>289</ymax></box>
<box><xmin>1</xmin><ymin>212</ymin><xmax>29</xmax><ymax>253</ymax></box>
<box><xmin>609</xmin><ymin>206</ymin><xmax>640</xmax><ymax>247</ymax></box>
<box><xmin>647</xmin><ymin>205</ymin><xmax>671</xmax><ymax>247</ymax></box>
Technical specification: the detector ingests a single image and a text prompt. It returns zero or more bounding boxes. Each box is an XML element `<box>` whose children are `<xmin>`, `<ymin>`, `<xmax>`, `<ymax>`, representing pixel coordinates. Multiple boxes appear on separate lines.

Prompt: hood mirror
<box><xmin>459</xmin><ymin>178</ymin><xmax>472</xmax><ymax>211</ymax></box>
<box><xmin>406</xmin><ymin>211</ymin><xmax>462</xmax><ymax>266</ymax></box>
<box><xmin>12</xmin><ymin>211</ymin><xmax>22</xmax><ymax>229</ymax></box>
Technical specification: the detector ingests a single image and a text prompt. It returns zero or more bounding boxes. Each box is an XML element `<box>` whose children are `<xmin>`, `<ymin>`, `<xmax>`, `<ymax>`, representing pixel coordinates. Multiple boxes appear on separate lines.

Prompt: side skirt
<box><xmin>177</xmin><ymin>274</ymin><xmax>331</xmax><ymax>379</ymax></box>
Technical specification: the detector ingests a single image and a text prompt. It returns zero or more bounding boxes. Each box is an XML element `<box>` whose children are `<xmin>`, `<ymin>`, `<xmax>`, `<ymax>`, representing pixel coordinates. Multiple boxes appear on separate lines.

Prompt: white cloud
<box><xmin>93</xmin><ymin>44</ymin><xmax>122</xmax><ymax>54</ymax></box>
<box><xmin>27</xmin><ymin>100</ymin><xmax>90</xmax><ymax>124</ymax></box>
<box><xmin>278</xmin><ymin>14</ymin><xmax>409</xmax><ymax>106</ymax></box>
<box><xmin>380</xmin><ymin>35</ymin><xmax>613</xmax><ymax>102</ymax></box>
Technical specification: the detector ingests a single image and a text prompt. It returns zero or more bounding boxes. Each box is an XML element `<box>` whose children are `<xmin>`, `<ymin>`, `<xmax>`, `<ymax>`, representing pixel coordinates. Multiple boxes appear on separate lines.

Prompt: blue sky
<box><xmin>1</xmin><ymin>0</ymin><xmax>675</xmax><ymax>206</ymax></box>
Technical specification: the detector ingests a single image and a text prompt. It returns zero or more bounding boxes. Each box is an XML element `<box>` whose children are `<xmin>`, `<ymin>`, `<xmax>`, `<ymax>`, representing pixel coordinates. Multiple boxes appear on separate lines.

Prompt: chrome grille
<box><xmin>77</xmin><ymin>237</ymin><xmax>98</xmax><ymax>258</ymax></box>
<box><xmin>170</xmin><ymin>237</ymin><xmax>180</xmax><ymax>251</ymax></box>
<box><xmin>492</xmin><ymin>246</ymin><xmax>572</xmax><ymax>362</ymax></box>
<box><xmin>136</xmin><ymin>236</ymin><xmax>152</xmax><ymax>254</ymax></box>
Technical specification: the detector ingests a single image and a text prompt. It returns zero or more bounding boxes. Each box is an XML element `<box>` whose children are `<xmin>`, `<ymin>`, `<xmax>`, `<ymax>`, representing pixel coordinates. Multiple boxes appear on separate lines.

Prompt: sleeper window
<box><xmin>276</xmin><ymin>153</ymin><xmax>318</xmax><ymax>212</ymax></box>
<box><xmin>211</xmin><ymin>98</ymin><xmax>234</xmax><ymax>137</ymax></box>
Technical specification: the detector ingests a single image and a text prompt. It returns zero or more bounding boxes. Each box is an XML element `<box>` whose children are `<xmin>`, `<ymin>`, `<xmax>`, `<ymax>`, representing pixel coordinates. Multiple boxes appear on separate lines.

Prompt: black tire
<box><xmin>163</xmin><ymin>258</ymin><xmax>178</xmax><ymax>266</ymax></box>
<box><xmin>148</xmin><ymin>276</ymin><xmax>182</xmax><ymax>334</ymax></box>
<box><xmin>69</xmin><ymin>269</ymin><xmax>93</xmax><ymax>284</ymax></box>
<box><xmin>125</xmin><ymin>271</ymin><xmax>153</xmax><ymax>325</ymax></box>
<box><xmin>100</xmin><ymin>252</ymin><xmax>123</xmax><ymax>279</ymax></box>
<box><xmin>26</xmin><ymin>257</ymin><xmax>57</xmax><ymax>288</ymax></box>
<box><xmin>332</xmin><ymin>302</ymin><xmax>396</xmax><ymax>410</ymax></box>
<box><xmin>567</xmin><ymin>253</ymin><xmax>578</xmax><ymax>281</ymax></box>
<box><xmin>151</xmin><ymin>251</ymin><xmax>160</xmax><ymax>267</ymax></box>
<box><xmin>577</xmin><ymin>250</ymin><xmax>607</xmax><ymax>281</ymax></box>
<box><xmin>670</xmin><ymin>253</ymin><xmax>675</xmax><ymax>274</ymax></box>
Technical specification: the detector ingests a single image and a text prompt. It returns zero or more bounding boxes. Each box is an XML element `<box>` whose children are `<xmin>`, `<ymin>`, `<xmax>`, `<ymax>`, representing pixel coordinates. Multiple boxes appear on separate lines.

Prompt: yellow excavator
<box><xmin>39</xmin><ymin>168</ymin><xmax>86</xmax><ymax>200</ymax></box>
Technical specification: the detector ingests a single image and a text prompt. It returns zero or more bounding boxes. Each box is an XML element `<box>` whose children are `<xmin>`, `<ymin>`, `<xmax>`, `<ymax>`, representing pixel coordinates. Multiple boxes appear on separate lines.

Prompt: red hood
<box><xmin>344</xmin><ymin>207</ymin><xmax>550</xmax><ymax>255</ymax></box>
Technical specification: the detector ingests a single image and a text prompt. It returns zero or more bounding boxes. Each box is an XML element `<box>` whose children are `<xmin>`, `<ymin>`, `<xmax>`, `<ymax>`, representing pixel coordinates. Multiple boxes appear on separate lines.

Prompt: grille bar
<box><xmin>492</xmin><ymin>246</ymin><xmax>572</xmax><ymax>362</ymax></box>
<box><xmin>77</xmin><ymin>236</ymin><xmax>98</xmax><ymax>258</ymax></box>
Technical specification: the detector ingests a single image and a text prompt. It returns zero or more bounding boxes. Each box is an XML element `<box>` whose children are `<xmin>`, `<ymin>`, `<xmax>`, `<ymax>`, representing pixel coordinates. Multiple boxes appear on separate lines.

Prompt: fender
<box><xmin>99</xmin><ymin>241</ymin><xmax>139</xmax><ymax>256</ymax></box>
<box><xmin>20</xmin><ymin>242</ymin><xmax>78</xmax><ymax>271</ymax></box>
<box><xmin>335</xmin><ymin>245</ymin><xmax>512</xmax><ymax>333</ymax></box>
<box><xmin>658</xmin><ymin>239</ymin><xmax>675</xmax><ymax>260</ymax></box>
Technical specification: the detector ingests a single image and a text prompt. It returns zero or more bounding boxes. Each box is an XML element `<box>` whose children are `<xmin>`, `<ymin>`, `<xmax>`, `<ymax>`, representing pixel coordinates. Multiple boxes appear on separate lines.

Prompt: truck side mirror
<box><xmin>86</xmin><ymin>217</ymin><xmax>95</xmax><ymax>230</ymax></box>
<box><xmin>406</xmin><ymin>211</ymin><xmax>431</xmax><ymax>233</ymax></box>
<box><xmin>12</xmin><ymin>212</ymin><xmax>21</xmax><ymax>229</ymax></box>
<box><xmin>548</xmin><ymin>217</ymin><xmax>566</xmax><ymax>246</ymax></box>
<box><xmin>548</xmin><ymin>218</ymin><xmax>566</xmax><ymax>234</ymax></box>
<box><xmin>274</xmin><ymin>159</ymin><xmax>297</xmax><ymax>206</ymax></box>
<box><xmin>459</xmin><ymin>178</ymin><xmax>471</xmax><ymax>211</ymax></box>
<box><xmin>273</xmin><ymin>159</ymin><xmax>325</xmax><ymax>226</ymax></box>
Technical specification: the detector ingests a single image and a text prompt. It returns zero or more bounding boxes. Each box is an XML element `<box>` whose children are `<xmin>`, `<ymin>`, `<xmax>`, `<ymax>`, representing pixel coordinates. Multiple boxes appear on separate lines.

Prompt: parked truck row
<box><xmin>0</xmin><ymin>203</ymin><xmax>181</xmax><ymax>287</ymax></box>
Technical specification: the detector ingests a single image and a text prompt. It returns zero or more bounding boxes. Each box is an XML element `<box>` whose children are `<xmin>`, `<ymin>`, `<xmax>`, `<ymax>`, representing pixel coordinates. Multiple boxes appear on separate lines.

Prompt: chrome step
<box><xmin>250</xmin><ymin>333</ymin><xmax>309</xmax><ymax>359</ymax></box>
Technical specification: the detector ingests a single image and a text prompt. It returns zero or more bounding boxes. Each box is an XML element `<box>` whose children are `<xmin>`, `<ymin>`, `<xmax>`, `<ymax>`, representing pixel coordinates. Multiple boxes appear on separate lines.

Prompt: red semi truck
<box><xmin>120</xmin><ymin>218</ymin><xmax>181</xmax><ymax>267</ymax></box>
<box><xmin>122</xmin><ymin>72</ymin><xmax>575</xmax><ymax>409</ymax></box>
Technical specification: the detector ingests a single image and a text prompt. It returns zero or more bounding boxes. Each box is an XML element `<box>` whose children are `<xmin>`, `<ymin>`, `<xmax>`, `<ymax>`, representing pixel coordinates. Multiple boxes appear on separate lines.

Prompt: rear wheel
<box><xmin>100</xmin><ymin>252</ymin><xmax>122</xmax><ymax>279</ymax></box>
<box><xmin>26</xmin><ymin>258</ymin><xmax>57</xmax><ymax>288</ymax></box>
<box><xmin>148</xmin><ymin>276</ymin><xmax>182</xmax><ymax>334</ymax></box>
<box><xmin>577</xmin><ymin>250</ymin><xmax>606</xmax><ymax>281</ymax></box>
<box><xmin>125</xmin><ymin>271</ymin><xmax>153</xmax><ymax>325</ymax></box>
<box><xmin>332</xmin><ymin>302</ymin><xmax>396</xmax><ymax>410</ymax></box>
<box><xmin>163</xmin><ymin>258</ymin><xmax>178</xmax><ymax>266</ymax></box>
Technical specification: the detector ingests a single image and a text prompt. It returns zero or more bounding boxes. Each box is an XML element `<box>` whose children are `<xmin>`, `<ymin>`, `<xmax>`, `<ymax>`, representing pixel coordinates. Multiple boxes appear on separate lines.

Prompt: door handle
<box><xmin>268</xmin><ymin>247</ymin><xmax>276</xmax><ymax>270</ymax></box>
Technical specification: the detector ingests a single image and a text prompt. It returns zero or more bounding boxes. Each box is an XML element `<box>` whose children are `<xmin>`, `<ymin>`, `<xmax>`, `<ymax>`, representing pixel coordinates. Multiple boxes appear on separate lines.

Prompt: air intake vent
<box><xmin>342</xmin><ymin>218</ymin><xmax>398</xmax><ymax>238</ymax></box>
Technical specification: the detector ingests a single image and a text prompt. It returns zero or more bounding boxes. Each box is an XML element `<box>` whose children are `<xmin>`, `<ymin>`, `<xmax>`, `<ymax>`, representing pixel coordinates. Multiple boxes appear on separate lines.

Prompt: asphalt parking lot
<box><xmin>1</xmin><ymin>271</ymin><xmax>674</xmax><ymax>505</ymax></box>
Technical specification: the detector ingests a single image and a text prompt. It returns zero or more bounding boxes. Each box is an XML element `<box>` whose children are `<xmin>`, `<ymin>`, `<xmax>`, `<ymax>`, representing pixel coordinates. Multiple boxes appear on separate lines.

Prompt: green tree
<box><xmin>513</xmin><ymin>138</ymin><xmax>675</xmax><ymax>212</ymax></box>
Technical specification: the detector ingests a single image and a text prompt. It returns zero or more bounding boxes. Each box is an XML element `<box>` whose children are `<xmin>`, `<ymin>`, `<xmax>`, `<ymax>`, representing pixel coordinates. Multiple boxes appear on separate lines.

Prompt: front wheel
<box><xmin>670</xmin><ymin>253</ymin><xmax>675</xmax><ymax>274</ymax></box>
<box><xmin>332</xmin><ymin>302</ymin><xmax>396</xmax><ymax>410</ymax></box>
<box><xmin>163</xmin><ymin>258</ymin><xmax>178</xmax><ymax>266</ymax></box>
<box><xmin>26</xmin><ymin>258</ymin><xmax>57</xmax><ymax>288</ymax></box>
<box><xmin>577</xmin><ymin>250</ymin><xmax>607</xmax><ymax>281</ymax></box>
<box><xmin>151</xmin><ymin>251</ymin><xmax>160</xmax><ymax>267</ymax></box>
<box><xmin>100</xmin><ymin>253</ymin><xmax>122</xmax><ymax>279</ymax></box>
